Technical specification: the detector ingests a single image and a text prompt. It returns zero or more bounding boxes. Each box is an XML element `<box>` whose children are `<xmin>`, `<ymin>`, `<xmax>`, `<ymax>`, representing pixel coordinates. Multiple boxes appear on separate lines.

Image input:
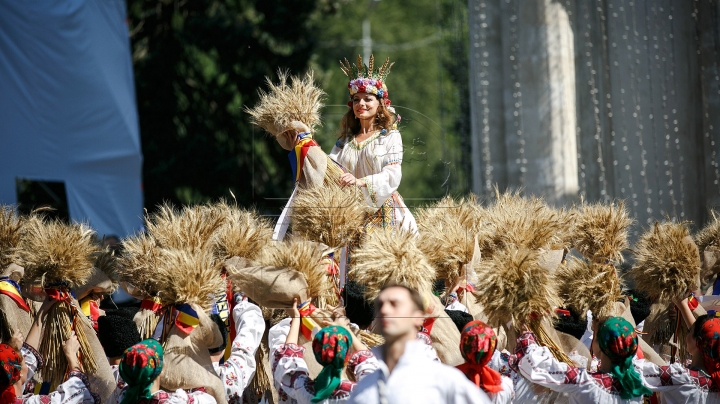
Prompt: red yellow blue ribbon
<box><xmin>288</xmin><ymin>136</ymin><xmax>319</xmax><ymax>182</ymax></box>
<box><xmin>0</xmin><ymin>277</ymin><xmax>29</xmax><ymax>312</ymax></box>
<box><xmin>298</xmin><ymin>301</ymin><xmax>320</xmax><ymax>341</ymax></box>
<box><xmin>174</xmin><ymin>303</ymin><xmax>200</xmax><ymax>334</ymax></box>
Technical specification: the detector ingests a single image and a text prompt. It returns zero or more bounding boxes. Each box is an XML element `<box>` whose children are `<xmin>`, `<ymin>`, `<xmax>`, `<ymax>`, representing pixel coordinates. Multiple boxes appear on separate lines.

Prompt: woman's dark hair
<box><xmin>338</xmin><ymin>94</ymin><xmax>397</xmax><ymax>138</ymax></box>
<box><xmin>693</xmin><ymin>314</ymin><xmax>713</xmax><ymax>341</ymax></box>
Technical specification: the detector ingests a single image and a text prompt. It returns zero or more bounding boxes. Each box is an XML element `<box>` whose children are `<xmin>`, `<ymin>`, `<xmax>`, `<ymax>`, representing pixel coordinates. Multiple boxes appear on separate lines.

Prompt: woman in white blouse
<box><xmin>276</xmin><ymin>55</ymin><xmax>416</xmax><ymax>237</ymax></box>
<box><xmin>327</xmin><ymin>55</ymin><xmax>417</xmax><ymax>233</ymax></box>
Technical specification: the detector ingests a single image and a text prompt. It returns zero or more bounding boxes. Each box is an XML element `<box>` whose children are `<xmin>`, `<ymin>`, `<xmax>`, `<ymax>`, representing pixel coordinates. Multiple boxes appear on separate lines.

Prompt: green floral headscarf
<box><xmin>119</xmin><ymin>339</ymin><xmax>164</xmax><ymax>404</ymax></box>
<box><xmin>311</xmin><ymin>326</ymin><xmax>352</xmax><ymax>403</ymax></box>
<box><xmin>597</xmin><ymin>317</ymin><xmax>651</xmax><ymax>399</ymax></box>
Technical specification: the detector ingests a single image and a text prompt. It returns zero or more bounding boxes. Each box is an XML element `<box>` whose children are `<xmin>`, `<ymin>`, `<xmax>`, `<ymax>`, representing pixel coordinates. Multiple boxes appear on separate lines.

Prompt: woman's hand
<box><xmin>339</xmin><ymin>173</ymin><xmax>366</xmax><ymax>188</ymax></box>
<box><xmin>9</xmin><ymin>329</ymin><xmax>23</xmax><ymax>351</ymax></box>
<box><xmin>62</xmin><ymin>332</ymin><xmax>82</xmax><ymax>371</ymax></box>
<box><xmin>280</xmin><ymin>130</ymin><xmax>300</xmax><ymax>149</ymax></box>
<box><xmin>284</xmin><ymin>298</ymin><xmax>302</xmax><ymax>345</ymax></box>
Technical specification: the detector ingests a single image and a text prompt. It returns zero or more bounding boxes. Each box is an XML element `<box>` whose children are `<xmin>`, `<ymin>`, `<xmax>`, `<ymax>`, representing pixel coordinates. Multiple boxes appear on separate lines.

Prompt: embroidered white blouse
<box><xmin>328</xmin><ymin>129</ymin><xmax>417</xmax><ymax>233</ymax></box>
<box><xmin>635</xmin><ymin>359</ymin><xmax>720</xmax><ymax>404</ymax></box>
<box><xmin>515</xmin><ymin>331</ymin><xmax>646</xmax><ymax>404</ymax></box>
<box><xmin>213</xmin><ymin>299</ymin><xmax>265</xmax><ymax>404</ymax></box>
<box><xmin>268</xmin><ymin>319</ymin><xmax>380</xmax><ymax>404</ymax></box>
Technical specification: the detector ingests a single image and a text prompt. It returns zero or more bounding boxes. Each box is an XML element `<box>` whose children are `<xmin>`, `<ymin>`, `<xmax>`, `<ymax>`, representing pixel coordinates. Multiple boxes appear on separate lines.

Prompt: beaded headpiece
<box><xmin>340</xmin><ymin>55</ymin><xmax>394</xmax><ymax>105</ymax></box>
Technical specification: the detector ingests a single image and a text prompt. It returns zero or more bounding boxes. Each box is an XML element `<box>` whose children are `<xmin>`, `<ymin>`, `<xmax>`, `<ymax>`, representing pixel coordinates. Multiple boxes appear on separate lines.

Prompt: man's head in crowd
<box><xmin>375</xmin><ymin>283</ymin><xmax>425</xmax><ymax>343</ymax></box>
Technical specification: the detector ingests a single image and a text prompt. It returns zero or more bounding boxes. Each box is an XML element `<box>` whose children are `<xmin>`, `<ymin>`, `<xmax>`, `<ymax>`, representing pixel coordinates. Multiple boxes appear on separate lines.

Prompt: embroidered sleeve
<box><xmin>634</xmin><ymin>359</ymin><xmax>691</xmax><ymax>392</ymax></box>
<box><xmin>272</xmin><ymin>344</ymin><xmax>315</xmax><ymax>404</ymax></box>
<box><xmin>359</xmin><ymin>130</ymin><xmax>403</xmax><ymax>209</ymax></box>
<box><xmin>347</xmin><ymin>350</ymin><xmax>380</xmax><ymax>382</ymax></box>
<box><xmin>215</xmin><ymin>300</ymin><xmax>265</xmax><ymax>402</ymax></box>
<box><xmin>515</xmin><ymin>332</ymin><xmax>594</xmax><ymax>394</ymax></box>
<box><xmin>22</xmin><ymin>343</ymin><xmax>44</xmax><ymax>371</ymax></box>
<box><xmin>19</xmin><ymin>371</ymin><xmax>97</xmax><ymax>404</ymax></box>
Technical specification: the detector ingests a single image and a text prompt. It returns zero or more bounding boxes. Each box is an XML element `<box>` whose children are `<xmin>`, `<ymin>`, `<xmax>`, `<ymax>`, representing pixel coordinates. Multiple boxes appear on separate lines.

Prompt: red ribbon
<box><xmin>224</xmin><ymin>271</ymin><xmax>237</xmax><ymax>341</ymax></box>
<box><xmin>420</xmin><ymin>317</ymin><xmax>436</xmax><ymax>336</ymax></box>
<box><xmin>140</xmin><ymin>298</ymin><xmax>164</xmax><ymax>314</ymax></box>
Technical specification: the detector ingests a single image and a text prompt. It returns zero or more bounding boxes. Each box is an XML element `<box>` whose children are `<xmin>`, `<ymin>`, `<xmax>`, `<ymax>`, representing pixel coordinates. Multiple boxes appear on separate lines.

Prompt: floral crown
<box><xmin>340</xmin><ymin>55</ymin><xmax>394</xmax><ymax>105</ymax></box>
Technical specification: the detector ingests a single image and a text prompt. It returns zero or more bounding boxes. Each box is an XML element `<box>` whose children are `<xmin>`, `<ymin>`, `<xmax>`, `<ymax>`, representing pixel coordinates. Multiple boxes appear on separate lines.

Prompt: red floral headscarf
<box><xmin>0</xmin><ymin>344</ymin><xmax>22</xmax><ymax>404</ymax></box>
<box><xmin>697</xmin><ymin>317</ymin><xmax>720</xmax><ymax>387</ymax></box>
<box><xmin>456</xmin><ymin>320</ymin><xmax>503</xmax><ymax>393</ymax></box>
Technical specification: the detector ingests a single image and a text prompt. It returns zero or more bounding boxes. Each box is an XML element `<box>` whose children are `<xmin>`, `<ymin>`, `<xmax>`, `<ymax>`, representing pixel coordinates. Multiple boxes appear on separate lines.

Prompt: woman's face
<box><xmin>352</xmin><ymin>92</ymin><xmax>380</xmax><ymax>121</ymax></box>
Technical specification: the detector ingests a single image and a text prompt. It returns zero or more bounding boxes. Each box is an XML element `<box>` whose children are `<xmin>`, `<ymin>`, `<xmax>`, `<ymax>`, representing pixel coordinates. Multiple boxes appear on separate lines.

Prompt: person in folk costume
<box><xmin>348</xmin><ymin>284</ymin><xmax>490</xmax><ymax>404</ymax></box>
<box><xmin>634</xmin><ymin>296</ymin><xmax>720</xmax><ymax>403</ymax></box>
<box><xmin>268</xmin><ymin>298</ymin><xmax>379</xmax><ymax>403</ymax></box>
<box><xmin>210</xmin><ymin>294</ymin><xmax>265</xmax><ymax>404</ymax></box>
<box><xmin>116</xmin><ymin>339</ymin><xmax>216</xmax><ymax>404</ymax></box>
<box><xmin>456</xmin><ymin>321</ymin><xmax>514</xmax><ymax>404</ymax></box>
<box><xmin>514</xmin><ymin>316</ymin><xmax>652</xmax><ymax>404</ymax></box>
<box><xmin>250</xmin><ymin>57</ymin><xmax>417</xmax><ymax>237</ymax></box>
<box><xmin>0</xmin><ymin>298</ymin><xmax>99</xmax><ymax>404</ymax></box>
<box><xmin>329</xmin><ymin>55</ymin><xmax>416</xmax><ymax>234</ymax></box>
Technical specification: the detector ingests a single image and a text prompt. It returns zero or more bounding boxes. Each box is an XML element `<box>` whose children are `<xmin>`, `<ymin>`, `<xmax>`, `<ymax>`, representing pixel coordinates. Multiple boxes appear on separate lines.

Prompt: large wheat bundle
<box><xmin>483</xmin><ymin>190</ymin><xmax>564</xmax><ymax>258</ymax></box>
<box><xmin>628</xmin><ymin>221</ymin><xmax>701</xmax><ymax>303</ymax></box>
<box><xmin>572</xmin><ymin>201</ymin><xmax>633</xmax><ymax>262</ymax></box>
<box><xmin>0</xmin><ymin>205</ymin><xmax>24</xmax><ymax>270</ymax></box>
<box><xmin>145</xmin><ymin>203</ymin><xmax>227</xmax><ymax>254</ymax></box>
<box><xmin>213</xmin><ymin>202</ymin><xmax>273</xmax><ymax>261</ymax></box>
<box><xmin>155</xmin><ymin>248</ymin><xmax>225</xmax><ymax>311</ymax></box>
<box><xmin>474</xmin><ymin>246</ymin><xmax>572</xmax><ymax>364</ymax></box>
<box><xmin>695</xmin><ymin>210</ymin><xmax>720</xmax><ymax>252</ymax></box>
<box><xmin>290</xmin><ymin>185</ymin><xmax>366</xmax><ymax>249</ymax></box>
<box><xmin>255</xmin><ymin>237</ymin><xmax>335</xmax><ymax>299</ymax></box>
<box><xmin>15</xmin><ymin>218</ymin><xmax>98</xmax><ymax>389</ymax></box>
<box><xmin>556</xmin><ymin>257</ymin><xmax>624</xmax><ymax>319</ymax></box>
<box><xmin>415</xmin><ymin>195</ymin><xmax>488</xmax><ymax>283</ymax></box>
<box><xmin>350</xmin><ymin>229</ymin><xmax>436</xmax><ymax>301</ymax></box>
<box><xmin>245</xmin><ymin>70</ymin><xmax>325</xmax><ymax>137</ymax></box>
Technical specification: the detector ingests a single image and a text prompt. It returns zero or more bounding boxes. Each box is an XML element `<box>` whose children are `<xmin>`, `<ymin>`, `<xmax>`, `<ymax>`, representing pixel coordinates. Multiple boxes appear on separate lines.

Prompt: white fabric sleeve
<box><xmin>272</xmin><ymin>343</ymin><xmax>314</xmax><ymax>404</ymax></box>
<box><xmin>360</xmin><ymin>130</ymin><xmax>403</xmax><ymax>208</ymax></box>
<box><xmin>20</xmin><ymin>344</ymin><xmax>39</xmax><ymax>389</ymax></box>
<box><xmin>268</xmin><ymin>317</ymin><xmax>292</xmax><ymax>353</ymax></box>
<box><xmin>214</xmin><ymin>299</ymin><xmax>266</xmax><ymax>401</ymax></box>
<box><xmin>489</xmin><ymin>376</ymin><xmax>515</xmax><ymax>404</ymax></box>
<box><xmin>20</xmin><ymin>374</ymin><xmax>95</xmax><ymax>404</ymax></box>
<box><xmin>516</xmin><ymin>332</ymin><xmax>593</xmax><ymax>395</ymax></box>
<box><xmin>633</xmin><ymin>359</ymin><xmax>690</xmax><ymax>392</ymax></box>
<box><xmin>165</xmin><ymin>389</ymin><xmax>218</xmax><ymax>404</ymax></box>
<box><xmin>347</xmin><ymin>350</ymin><xmax>380</xmax><ymax>382</ymax></box>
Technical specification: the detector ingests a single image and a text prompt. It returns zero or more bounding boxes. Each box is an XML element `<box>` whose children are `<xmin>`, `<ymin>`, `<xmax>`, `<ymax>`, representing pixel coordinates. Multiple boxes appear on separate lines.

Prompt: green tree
<box><xmin>309</xmin><ymin>0</ymin><xmax>471</xmax><ymax>204</ymax></box>
<box><xmin>128</xmin><ymin>0</ymin><xmax>337</xmax><ymax>212</ymax></box>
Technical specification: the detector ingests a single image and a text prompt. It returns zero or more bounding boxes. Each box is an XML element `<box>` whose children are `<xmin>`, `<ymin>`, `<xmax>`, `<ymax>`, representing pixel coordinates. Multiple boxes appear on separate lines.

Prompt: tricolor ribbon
<box><xmin>174</xmin><ymin>303</ymin><xmax>200</xmax><ymax>334</ymax></box>
<box><xmin>44</xmin><ymin>285</ymin><xmax>76</xmax><ymax>303</ymax></box>
<box><xmin>687</xmin><ymin>294</ymin><xmax>699</xmax><ymax>311</ymax></box>
<box><xmin>288</xmin><ymin>135</ymin><xmax>320</xmax><ymax>182</ymax></box>
<box><xmin>79</xmin><ymin>296</ymin><xmax>101</xmax><ymax>331</ymax></box>
<box><xmin>298</xmin><ymin>301</ymin><xmax>320</xmax><ymax>341</ymax></box>
<box><xmin>0</xmin><ymin>277</ymin><xmax>30</xmax><ymax>312</ymax></box>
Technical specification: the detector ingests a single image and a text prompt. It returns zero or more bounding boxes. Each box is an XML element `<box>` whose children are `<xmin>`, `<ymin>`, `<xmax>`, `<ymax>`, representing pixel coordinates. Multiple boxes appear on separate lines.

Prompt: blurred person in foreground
<box><xmin>348</xmin><ymin>284</ymin><xmax>489</xmax><ymax>404</ymax></box>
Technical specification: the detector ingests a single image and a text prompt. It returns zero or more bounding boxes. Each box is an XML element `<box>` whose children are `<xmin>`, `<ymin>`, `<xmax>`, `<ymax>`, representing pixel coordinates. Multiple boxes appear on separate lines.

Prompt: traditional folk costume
<box><xmin>514</xmin><ymin>317</ymin><xmax>652</xmax><ymax>404</ymax></box>
<box><xmin>212</xmin><ymin>298</ymin><xmax>265</xmax><ymax>404</ymax></box>
<box><xmin>0</xmin><ymin>343</ymin><xmax>98</xmax><ymax>404</ymax></box>
<box><xmin>116</xmin><ymin>340</ymin><xmax>216</xmax><ymax>404</ymax></box>
<box><xmin>268</xmin><ymin>321</ymin><xmax>379</xmax><ymax>403</ymax></box>
<box><xmin>456</xmin><ymin>321</ymin><xmax>514</xmax><ymax>404</ymax></box>
<box><xmin>635</xmin><ymin>316</ymin><xmax>720</xmax><ymax>403</ymax></box>
<box><xmin>332</xmin><ymin>56</ymin><xmax>416</xmax><ymax>234</ymax></box>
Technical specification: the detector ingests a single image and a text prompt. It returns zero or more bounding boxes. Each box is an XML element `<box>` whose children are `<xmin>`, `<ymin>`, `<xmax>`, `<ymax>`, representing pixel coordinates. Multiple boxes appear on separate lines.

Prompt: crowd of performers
<box><xmin>2</xmin><ymin>54</ymin><xmax>720</xmax><ymax>404</ymax></box>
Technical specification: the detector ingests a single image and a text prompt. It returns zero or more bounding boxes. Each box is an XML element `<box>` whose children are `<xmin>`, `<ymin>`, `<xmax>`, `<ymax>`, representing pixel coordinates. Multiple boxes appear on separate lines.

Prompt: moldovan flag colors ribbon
<box><xmin>288</xmin><ymin>136</ymin><xmax>319</xmax><ymax>182</ymax></box>
<box><xmin>174</xmin><ymin>303</ymin><xmax>200</xmax><ymax>334</ymax></box>
<box><xmin>79</xmin><ymin>297</ymin><xmax>101</xmax><ymax>330</ymax></box>
<box><xmin>0</xmin><ymin>277</ymin><xmax>30</xmax><ymax>312</ymax></box>
<box><xmin>140</xmin><ymin>297</ymin><xmax>164</xmax><ymax>313</ymax></box>
<box><xmin>298</xmin><ymin>300</ymin><xmax>321</xmax><ymax>340</ymax></box>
